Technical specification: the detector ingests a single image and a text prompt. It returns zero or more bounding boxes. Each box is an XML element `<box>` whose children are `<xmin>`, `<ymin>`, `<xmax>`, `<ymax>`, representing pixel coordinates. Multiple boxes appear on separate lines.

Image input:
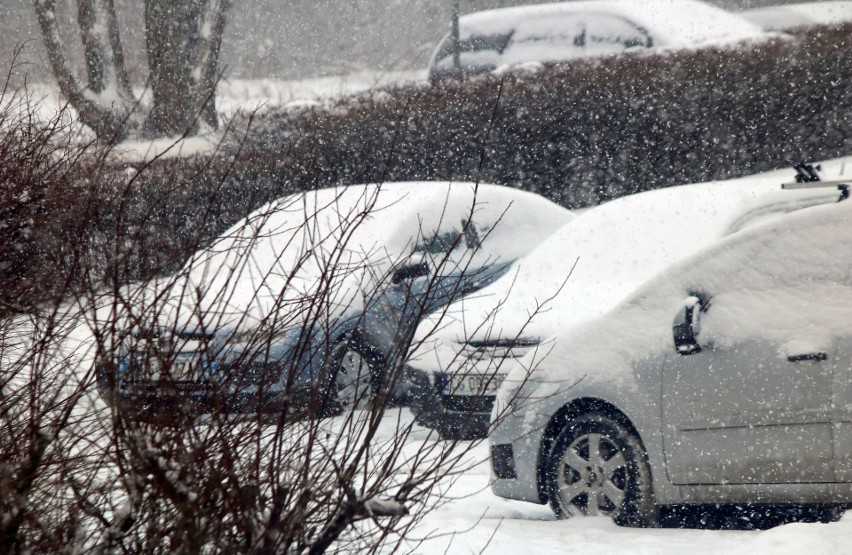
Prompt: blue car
<box><xmin>95</xmin><ymin>182</ymin><xmax>572</xmax><ymax>421</ymax></box>
<box><xmin>97</xmin><ymin>260</ymin><xmax>512</xmax><ymax>420</ymax></box>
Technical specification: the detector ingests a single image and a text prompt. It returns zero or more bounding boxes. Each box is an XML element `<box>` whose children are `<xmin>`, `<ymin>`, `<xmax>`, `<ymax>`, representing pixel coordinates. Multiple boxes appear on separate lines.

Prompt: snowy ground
<box><xmin>215</xmin><ymin>69</ymin><xmax>425</xmax><ymax>116</ymax></box>
<box><xmin>383</xmin><ymin>409</ymin><xmax>852</xmax><ymax>555</ymax></box>
<box><xmin>8</xmin><ymin>69</ymin><xmax>426</xmax><ymax>164</ymax></box>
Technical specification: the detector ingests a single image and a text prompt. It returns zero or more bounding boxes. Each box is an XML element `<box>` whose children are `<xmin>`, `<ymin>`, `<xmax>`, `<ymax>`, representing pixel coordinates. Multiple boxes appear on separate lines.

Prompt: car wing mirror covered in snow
<box><xmin>673</xmin><ymin>294</ymin><xmax>708</xmax><ymax>355</ymax></box>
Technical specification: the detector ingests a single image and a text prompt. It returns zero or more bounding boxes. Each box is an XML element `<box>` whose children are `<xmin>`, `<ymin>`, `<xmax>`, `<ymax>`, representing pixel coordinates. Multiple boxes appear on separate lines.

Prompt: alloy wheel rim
<box><xmin>556</xmin><ymin>432</ymin><xmax>628</xmax><ymax>517</ymax></box>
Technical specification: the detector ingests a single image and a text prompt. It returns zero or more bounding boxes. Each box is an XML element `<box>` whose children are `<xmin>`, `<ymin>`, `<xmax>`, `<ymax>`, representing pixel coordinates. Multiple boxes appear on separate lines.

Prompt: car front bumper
<box><xmin>404</xmin><ymin>366</ymin><xmax>495</xmax><ymax>440</ymax></box>
<box><xmin>98</xmin><ymin>369</ymin><xmax>330</xmax><ymax>422</ymax></box>
<box><xmin>488</xmin><ymin>393</ymin><xmax>550</xmax><ymax>504</ymax></box>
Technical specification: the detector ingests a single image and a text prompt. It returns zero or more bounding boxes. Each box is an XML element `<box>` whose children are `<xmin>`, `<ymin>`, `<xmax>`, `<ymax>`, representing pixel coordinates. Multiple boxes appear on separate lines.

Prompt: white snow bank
<box><xmin>215</xmin><ymin>70</ymin><xmax>425</xmax><ymax>117</ymax></box>
<box><xmin>730</xmin><ymin>514</ymin><xmax>852</xmax><ymax>554</ymax></box>
<box><xmin>404</xmin><ymin>437</ymin><xmax>852</xmax><ymax>554</ymax></box>
<box><xmin>9</xmin><ymin>71</ymin><xmax>425</xmax><ymax>163</ymax></box>
<box><xmin>112</xmin><ymin>134</ymin><xmax>222</xmax><ymax>164</ymax></box>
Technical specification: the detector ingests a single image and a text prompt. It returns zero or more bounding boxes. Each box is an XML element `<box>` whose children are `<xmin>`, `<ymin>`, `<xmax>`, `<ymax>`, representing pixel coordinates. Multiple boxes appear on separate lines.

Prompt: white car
<box><xmin>428</xmin><ymin>0</ymin><xmax>765</xmax><ymax>83</ymax></box>
<box><xmin>490</xmin><ymin>194</ymin><xmax>852</xmax><ymax>525</ymax></box>
<box><xmin>741</xmin><ymin>1</ymin><xmax>852</xmax><ymax>32</ymax></box>
<box><xmin>405</xmin><ymin>163</ymin><xmax>848</xmax><ymax>438</ymax></box>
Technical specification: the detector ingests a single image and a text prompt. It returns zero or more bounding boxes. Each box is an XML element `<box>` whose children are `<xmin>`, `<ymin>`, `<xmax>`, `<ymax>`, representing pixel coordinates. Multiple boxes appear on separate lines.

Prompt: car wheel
<box><xmin>546</xmin><ymin>412</ymin><xmax>656</xmax><ymax>526</ymax></box>
<box><xmin>328</xmin><ymin>338</ymin><xmax>375</xmax><ymax>411</ymax></box>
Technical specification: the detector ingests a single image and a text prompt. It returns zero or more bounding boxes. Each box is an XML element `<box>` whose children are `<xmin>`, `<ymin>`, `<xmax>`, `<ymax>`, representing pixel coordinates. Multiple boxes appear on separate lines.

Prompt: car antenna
<box><xmin>781</xmin><ymin>162</ymin><xmax>850</xmax><ymax>202</ymax></box>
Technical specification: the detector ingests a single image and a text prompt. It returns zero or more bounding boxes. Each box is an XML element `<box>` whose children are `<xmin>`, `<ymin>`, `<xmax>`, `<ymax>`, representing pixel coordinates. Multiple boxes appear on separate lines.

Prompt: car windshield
<box><xmin>435</xmin><ymin>33</ymin><xmax>513</xmax><ymax>61</ymax></box>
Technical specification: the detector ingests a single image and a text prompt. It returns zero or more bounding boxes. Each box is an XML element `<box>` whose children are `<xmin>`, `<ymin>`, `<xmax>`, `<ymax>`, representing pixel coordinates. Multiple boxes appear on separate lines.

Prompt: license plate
<box><xmin>170</xmin><ymin>354</ymin><xmax>203</xmax><ymax>380</ymax></box>
<box><xmin>131</xmin><ymin>352</ymin><xmax>202</xmax><ymax>380</ymax></box>
<box><xmin>443</xmin><ymin>373</ymin><xmax>504</xmax><ymax>396</ymax></box>
<box><xmin>129</xmin><ymin>350</ymin><xmax>161</xmax><ymax>380</ymax></box>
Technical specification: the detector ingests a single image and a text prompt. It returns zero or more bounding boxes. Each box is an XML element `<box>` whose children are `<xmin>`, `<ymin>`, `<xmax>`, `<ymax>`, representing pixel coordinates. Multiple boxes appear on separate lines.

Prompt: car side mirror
<box><xmin>391</xmin><ymin>262</ymin><xmax>430</xmax><ymax>284</ymax></box>
<box><xmin>673</xmin><ymin>295</ymin><xmax>706</xmax><ymax>355</ymax></box>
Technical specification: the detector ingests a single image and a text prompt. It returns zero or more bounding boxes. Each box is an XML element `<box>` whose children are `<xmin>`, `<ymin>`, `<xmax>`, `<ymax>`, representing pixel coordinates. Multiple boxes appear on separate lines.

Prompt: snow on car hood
<box><xmin>149</xmin><ymin>182</ymin><xmax>571</xmax><ymax>331</ymax></box>
<box><xmin>408</xmin><ymin>158</ymin><xmax>850</xmax><ymax>374</ymax></box>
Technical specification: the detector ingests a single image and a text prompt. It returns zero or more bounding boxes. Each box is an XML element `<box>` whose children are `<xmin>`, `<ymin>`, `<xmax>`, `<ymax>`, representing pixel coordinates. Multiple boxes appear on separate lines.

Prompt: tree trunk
<box><xmin>33</xmin><ymin>0</ymin><xmax>135</xmax><ymax>140</ymax></box>
<box><xmin>143</xmin><ymin>0</ymin><xmax>228</xmax><ymax>138</ymax></box>
<box><xmin>32</xmin><ymin>0</ymin><xmax>229</xmax><ymax>141</ymax></box>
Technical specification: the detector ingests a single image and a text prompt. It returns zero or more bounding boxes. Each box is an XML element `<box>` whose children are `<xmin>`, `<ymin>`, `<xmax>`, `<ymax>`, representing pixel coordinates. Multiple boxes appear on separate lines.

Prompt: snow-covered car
<box><xmin>405</xmin><ymin>164</ymin><xmax>847</xmax><ymax>439</ymax></box>
<box><xmin>428</xmin><ymin>0</ymin><xmax>765</xmax><ymax>83</ymax></box>
<box><xmin>95</xmin><ymin>182</ymin><xmax>572</xmax><ymax>419</ymax></box>
<box><xmin>490</xmin><ymin>194</ymin><xmax>852</xmax><ymax>525</ymax></box>
<box><xmin>741</xmin><ymin>1</ymin><xmax>852</xmax><ymax>32</ymax></box>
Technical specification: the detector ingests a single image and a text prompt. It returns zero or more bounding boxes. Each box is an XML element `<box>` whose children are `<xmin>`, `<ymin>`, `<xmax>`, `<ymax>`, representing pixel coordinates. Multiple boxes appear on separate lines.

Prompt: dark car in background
<box><xmin>98</xmin><ymin>261</ymin><xmax>513</xmax><ymax>419</ymax></box>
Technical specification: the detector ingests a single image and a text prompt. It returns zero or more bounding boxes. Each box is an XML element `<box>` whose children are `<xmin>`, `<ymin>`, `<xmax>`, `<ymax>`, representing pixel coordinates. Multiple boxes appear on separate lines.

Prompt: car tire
<box><xmin>326</xmin><ymin>336</ymin><xmax>377</xmax><ymax>411</ymax></box>
<box><xmin>437</xmin><ymin>422</ymin><xmax>481</xmax><ymax>441</ymax></box>
<box><xmin>546</xmin><ymin>412</ymin><xmax>657</xmax><ymax>527</ymax></box>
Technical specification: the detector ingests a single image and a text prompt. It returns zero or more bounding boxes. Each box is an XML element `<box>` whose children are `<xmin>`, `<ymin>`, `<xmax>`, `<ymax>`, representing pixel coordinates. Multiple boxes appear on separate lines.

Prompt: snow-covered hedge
<box><xmin>6</xmin><ymin>24</ymin><xmax>852</xmax><ymax>300</ymax></box>
<box><xmin>236</xmin><ymin>23</ymin><xmax>851</xmax><ymax>208</ymax></box>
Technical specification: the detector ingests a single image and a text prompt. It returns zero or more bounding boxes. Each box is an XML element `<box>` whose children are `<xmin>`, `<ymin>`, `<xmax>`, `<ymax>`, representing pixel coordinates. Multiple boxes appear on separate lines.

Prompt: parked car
<box><xmin>428</xmin><ymin>0</ymin><xmax>764</xmax><ymax>83</ymax></box>
<box><xmin>741</xmin><ymin>1</ymin><xmax>852</xmax><ymax>32</ymax></box>
<box><xmin>405</xmin><ymin>164</ymin><xmax>847</xmax><ymax>439</ymax></box>
<box><xmin>490</xmin><ymin>195</ymin><xmax>852</xmax><ymax>525</ymax></box>
<box><xmin>95</xmin><ymin>182</ymin><xmax>573</xmax><ymax>419</ymax></box>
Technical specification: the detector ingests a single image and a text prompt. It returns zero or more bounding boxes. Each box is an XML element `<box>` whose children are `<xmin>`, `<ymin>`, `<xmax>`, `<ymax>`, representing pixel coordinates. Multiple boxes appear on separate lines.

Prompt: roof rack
<box><xmin>781</xmin><ymin>162</ymin><xmax>849</xmax><ymax>201</ymax></box>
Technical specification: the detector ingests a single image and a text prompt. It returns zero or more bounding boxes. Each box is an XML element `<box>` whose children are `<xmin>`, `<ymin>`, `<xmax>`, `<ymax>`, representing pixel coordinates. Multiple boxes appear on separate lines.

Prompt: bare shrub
<box><xmin>0</xmin><ymin>68</ymin><xmax>535</xmax><ymax>553</ymax></box>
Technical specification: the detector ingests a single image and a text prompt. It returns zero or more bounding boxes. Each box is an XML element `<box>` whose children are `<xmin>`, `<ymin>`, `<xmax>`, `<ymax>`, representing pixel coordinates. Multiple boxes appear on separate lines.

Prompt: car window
<box><xmin>659</xmin><ymin>205</ymin><xmax>852</xmax><ymax>349</ymax></box>
<box><xmin>583</xmin><ymin>14</ymin><xmax>653</xmax><ymax>50</ymax></box>
<box><xmin>506</xmin><ymin>16</ymin><xmax>587</xmax><ymax>61</ymax></box>
<box><xmin>502</xmin><ymin>13</ymin><xmax>650</xmax><ymax>66</ymax></box>
<box><xmin>433</xmin><ymin>32</ymin><xmax>514</xmax><ymax>68</ymax></box>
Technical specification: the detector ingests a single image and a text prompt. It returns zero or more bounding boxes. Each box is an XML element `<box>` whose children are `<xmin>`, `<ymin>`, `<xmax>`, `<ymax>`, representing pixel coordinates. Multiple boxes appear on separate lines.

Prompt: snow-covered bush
<box><xmin>0</xmin><ymin>77</ymin><xmax>533</xmax><ymax>550</ymax></box>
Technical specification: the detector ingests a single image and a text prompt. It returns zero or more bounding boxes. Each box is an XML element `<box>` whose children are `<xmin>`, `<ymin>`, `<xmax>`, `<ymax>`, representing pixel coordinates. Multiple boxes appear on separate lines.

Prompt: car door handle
<box><xmin>787</xmin><ymin>352</ymin><xmax>828</xmax><ymax>362</ymax></box>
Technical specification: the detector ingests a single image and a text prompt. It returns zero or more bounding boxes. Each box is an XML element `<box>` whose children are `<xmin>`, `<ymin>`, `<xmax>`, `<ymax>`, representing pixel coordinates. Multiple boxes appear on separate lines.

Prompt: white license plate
<box><xmin>170</xmin><ymin>354</ymin><xmax>202</xmax><ymax>379</ymax></box>
<box><xmin>443</xmin><ymin>373</ymin><xmax>504</xmax><ymax>396</ymax></box>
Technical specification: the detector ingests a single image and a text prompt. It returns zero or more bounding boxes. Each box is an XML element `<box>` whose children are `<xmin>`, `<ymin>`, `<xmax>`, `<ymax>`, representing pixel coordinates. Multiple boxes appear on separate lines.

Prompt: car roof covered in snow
<box><xmin>163</xmin><ymin>182</ymin><xmax>572</xmax><ymax>330</ymax></box>
<box><xmin>411</xmin><ymin>161</ymin><xmax>847</xmax><ymax>356</ymax></box>
<box><xmin>741</xmin><ymin>1</ymin><xmax>852</xmax><ymax>31</ymax></box>
<box><xmin>455</xmin><ymin>0</ymin><xmax>763</xmax><ymax>49</ymax></box>
<box><xmin>508</xmin><ymin>193</ymin><xmax>852</xmax><ymax>393</ymax></box>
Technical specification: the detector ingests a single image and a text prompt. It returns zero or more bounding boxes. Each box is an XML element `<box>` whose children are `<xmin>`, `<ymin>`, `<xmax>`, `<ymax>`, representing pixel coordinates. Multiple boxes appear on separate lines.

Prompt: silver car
<box><xmin>490</xmin><ymin>195</ymin><xmax>852</xmax><ymax>526</ymax></box>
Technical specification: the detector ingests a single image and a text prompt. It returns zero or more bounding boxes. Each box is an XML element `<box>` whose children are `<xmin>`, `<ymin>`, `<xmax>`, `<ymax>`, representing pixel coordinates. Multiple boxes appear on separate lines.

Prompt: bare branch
<box><xmin>32</xmin><ymin>0</ymin><xmax>133</xmax><ymax>139</ymax></box>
